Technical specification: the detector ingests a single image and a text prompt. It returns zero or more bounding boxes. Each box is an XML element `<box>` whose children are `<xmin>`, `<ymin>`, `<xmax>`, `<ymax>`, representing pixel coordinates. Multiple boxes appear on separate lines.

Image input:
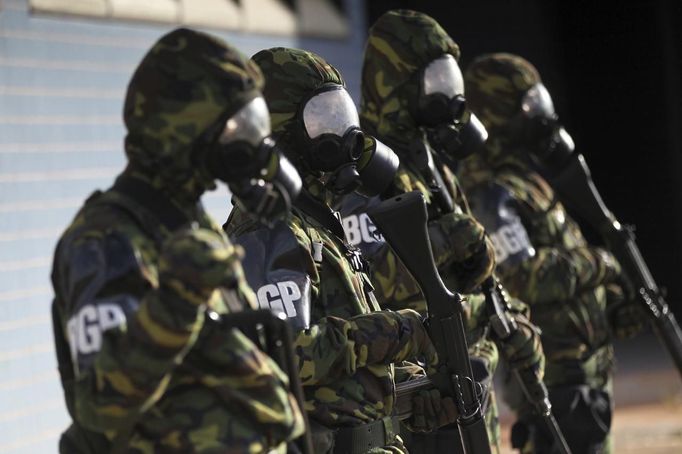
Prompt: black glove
<box><xmin>405</xmin><ymin>388</ymin><xmax>458</xmax><ymax>433</ymax></box>
<box><xmin>605</xmin><ymin>283</ymin><xmax>645</xmax><ymax>339</ymax></box>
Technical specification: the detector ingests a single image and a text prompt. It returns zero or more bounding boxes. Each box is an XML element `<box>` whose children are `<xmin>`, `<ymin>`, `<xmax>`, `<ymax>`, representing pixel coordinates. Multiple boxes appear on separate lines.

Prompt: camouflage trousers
<box><xmin>505</xmin><ymin>346</ymin><xmax>614</xmax><ymax>454</ymax></box>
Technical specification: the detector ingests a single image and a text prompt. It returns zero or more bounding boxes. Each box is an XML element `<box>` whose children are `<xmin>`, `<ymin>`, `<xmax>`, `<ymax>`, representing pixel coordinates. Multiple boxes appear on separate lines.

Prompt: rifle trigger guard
<box><xmin>453</xmin><ymin>374</ymin><xmax>483</xmax><ymax>422</ymax></box>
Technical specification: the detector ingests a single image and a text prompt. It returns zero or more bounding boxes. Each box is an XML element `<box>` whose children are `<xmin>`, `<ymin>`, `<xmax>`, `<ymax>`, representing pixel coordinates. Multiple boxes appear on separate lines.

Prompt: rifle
<box><xmin>218</xmin><ymin>309</ymin><xmax>313</xmax><ymax>454</ymax></box>
<box><xmin>369</xmin><ymin>191</ymin><xmax>492</xmax><ymax>454</ymax></box>
<box><xmin>482</xmin><ymin>277</ymin><xmax>572</xmax><ymax>454</ymax></box>
<box><xmin>543</xmin><ymin>152</ymin><xmax>682</xmax><ymax>381</ymax></box>
<box><xmin>413</xmin><ymin>149</ymin><xmax>573</xmax><ymax>452</ymax></box>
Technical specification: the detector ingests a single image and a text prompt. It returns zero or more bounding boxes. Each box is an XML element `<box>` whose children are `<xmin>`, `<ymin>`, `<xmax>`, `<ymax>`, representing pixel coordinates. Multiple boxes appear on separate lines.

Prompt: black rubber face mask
<box><xmin>300</xmin><ymin>84</ymin><xmax>369</xmax><ymax>195</ymax></box>
<box><xmin>203</xmin><ymin>97</ymin><xmax>302</xmax><ymax>224</ymax></box>
<box><xmin>515</xmin><ymin>84</ymin><xmax>576</xmax><ymax>173</ymax></box>
<box><xmin>414</xmin><ymin>55</ymin><xmax>488</xmax><ymax>167</ymax></box>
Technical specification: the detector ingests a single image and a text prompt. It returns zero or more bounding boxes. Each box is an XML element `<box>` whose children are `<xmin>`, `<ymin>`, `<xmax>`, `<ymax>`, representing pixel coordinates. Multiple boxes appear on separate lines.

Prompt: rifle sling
<box><xmin>112</xmin><ymin>176</ymin><xmax>193</xmax><ymax>233</ymax></box>
<box><xmin>293</xmin><ymin>189</ymin><xmax>347</xmax><ymax>241</ymax></box>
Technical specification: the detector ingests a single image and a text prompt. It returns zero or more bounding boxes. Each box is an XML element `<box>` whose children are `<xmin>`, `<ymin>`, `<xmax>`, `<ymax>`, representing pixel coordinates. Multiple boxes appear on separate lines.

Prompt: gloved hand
<box><xmin>405</xmin><ymin>388</ymin><xmax>458</xmax><ymax>433</ymax></box>
<box><xmin>395</xmin><ymin>309</ymin><xmax>439</xmax><ymax>375</ymax></box>
<box><xmin>450</xmin><ymin>237</ymin><xmax>497</xmax><ymax>293</ymax></box>
<box><xmin>428</xmin><ymin>212</ymin><xmax>495</xmax><ymax>293</ymax></box>
<box><xmin>158</xmin><ymin>227</ymin><xmax>244</xmax><ymax>306</ymax></box>
<box><xmin>570</xmin><ymin>246</ymin><xmax>622</xmax><ymax>291</ymax></box>
<box><xmin>593</xmin><ymin>247</ymin><xmax>622</xmax><ymax>286</ymax></box>
<box><xmin>498</xmin><ymin>313</ymin><xmax>545</xmax><ymax>378</ymax></box>
<box><xmin>605</xmin><ymin>282</ymin><xmax>646</xmax><ymax>339</ymax></box>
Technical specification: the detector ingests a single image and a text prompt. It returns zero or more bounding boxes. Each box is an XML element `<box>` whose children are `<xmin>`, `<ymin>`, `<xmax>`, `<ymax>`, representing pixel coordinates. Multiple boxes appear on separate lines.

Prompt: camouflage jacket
<box><xmin>51</xmin><ymin>176</ymin><xmax>302</xmax><ymax>453</ymax></box>
<box><xmin>335</xmin><ymin>156</ymin><xmax>503</xmax><ymax>452</ymax></box>
<box><xmin>225</xmin><ymin>198</ymin><xmax>430</xmax><ymax>429</ymax></box>
<box><xmin>459</xmin><ymin>149</ymin><xmax>619</xmax><ymax>387</ymax></box>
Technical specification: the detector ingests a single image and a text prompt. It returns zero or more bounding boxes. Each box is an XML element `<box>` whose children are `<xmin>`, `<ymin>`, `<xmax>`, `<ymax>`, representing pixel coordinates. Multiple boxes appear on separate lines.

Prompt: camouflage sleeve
<box><xmin>467</xmin><ymin>182</ymin><xmax>620</xmax><ymax>305</ymax></box>
<box><xmin>55</xmin><ymin>228</ymin><xmax>204</xmax><ymax>433</ymax></box>
<box><xmin>295</xmin><ymin>308</ymin><xmax>434</xmax><ymax>386</ymax></box>
<box><xmin>499</xmin><ymin>246</ymin><xmax>621</xmax><ymax>305</ymax></box>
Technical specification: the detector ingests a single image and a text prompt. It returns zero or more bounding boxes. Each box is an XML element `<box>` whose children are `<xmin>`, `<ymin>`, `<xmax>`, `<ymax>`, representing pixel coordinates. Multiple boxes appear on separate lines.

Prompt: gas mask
<box><xmin>516</xmin><ymin>83</ymin><xmax>575</xmax><ymax>169</ymax></box>
<box><xmin>300</xmin><ymin>84</ymin><xmax>399</xmax><ymax>196</ymax></box>
<box><xmin>414</xmin><ymin>54</ymin><xmax>488</xmax><ymax>168</ymax></box>
<box><xmin>203</xmin><ymin>96</ymin><xmax>302</xmax><ymax>224</ymax></box>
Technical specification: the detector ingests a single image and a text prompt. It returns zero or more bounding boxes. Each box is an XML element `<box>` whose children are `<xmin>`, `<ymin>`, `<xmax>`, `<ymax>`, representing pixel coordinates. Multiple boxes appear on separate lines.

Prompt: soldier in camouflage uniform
<box><xmin>225</xmin><ymin>47</ymin><xmax>458</xmax><ymax>454</ymax></box>
<box><xmin>51</xmin><ymin>28</ymin><xmax>306</xmax><ymax>453</ymax></box>
<box><xmin>335</xmin><ymin>10</ymin><xmax>547</xmax><ymax>453</ymax></box>
<box><xmin>461</xmin><ymin>53</ymin><xmax>638</xmax><ymax>453</ymax></box>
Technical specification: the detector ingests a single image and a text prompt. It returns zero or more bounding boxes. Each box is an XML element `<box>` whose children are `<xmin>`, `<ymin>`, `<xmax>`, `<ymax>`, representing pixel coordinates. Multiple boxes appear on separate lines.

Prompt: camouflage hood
<box><xmin>464</xmin><ymin>53</ymin><xmax>540</xmax><ymax>135</ymax></box>
<box><xmin>460</xmin><ymin>53</ymin><xmax>544</xmax><ymax>183</ymax></box>
<box><xmin>123</xmin><ymin>28</ymin><xmax>263</xmax><ymax>200</ymax></box>
<box><xmin>251</xmin><ymin>47</ymin><xmax>344</xmax><ymax>159</ymax></box>
<box><xmin>251</xmin><ymin>47</ymin><xmax>347</xmax><ymax>201</ymax></box>
<box><xmin>360</xmin><ymin>9</ymin><xmax>460</xmax><ymax>152</ymax></box>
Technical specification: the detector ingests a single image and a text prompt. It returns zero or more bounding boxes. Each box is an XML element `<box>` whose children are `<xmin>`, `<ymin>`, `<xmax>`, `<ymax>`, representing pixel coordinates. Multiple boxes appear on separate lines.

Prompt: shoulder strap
<box><xmin>112</xmin><ymin>176</ymin><xmax>191</xmax><ymax>232</ymax></box>
<box><xmin>294</xmin><ymin>190</ymin><xmax>370</xmax><ymax>274</ymax></box>
<box><xmin>293</xmin><ymin>190</ymin><xmax>347</xmax><ymax>241</ymax></box>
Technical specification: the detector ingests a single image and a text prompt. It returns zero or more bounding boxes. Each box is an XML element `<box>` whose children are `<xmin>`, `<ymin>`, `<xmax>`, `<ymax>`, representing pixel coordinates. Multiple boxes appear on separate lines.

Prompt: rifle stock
<box><xmin>547</xmin><ymin>152</ymin><xmax>682</xmax><ymax>381</ymax></box>
<box><xmin>368</xmin><ymin>191</ymin><xmax>491</xmax><ymax>454</ymax></box>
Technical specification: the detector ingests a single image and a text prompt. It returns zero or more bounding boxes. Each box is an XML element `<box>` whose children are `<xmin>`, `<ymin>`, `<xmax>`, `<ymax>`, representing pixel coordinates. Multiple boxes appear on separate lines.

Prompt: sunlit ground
<box><xmin>498</xmin><ymin>332</ymin><xmax>682</xmax><ymax>453</ymax></box>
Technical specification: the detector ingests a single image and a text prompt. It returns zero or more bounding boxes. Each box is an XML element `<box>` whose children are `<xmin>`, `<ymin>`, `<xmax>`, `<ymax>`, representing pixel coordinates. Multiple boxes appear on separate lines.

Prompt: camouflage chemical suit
<box><xmin>336</xmin><ymin>11</ymin><xmax>546</xmax><ymax>454</ymax></box>
<box><xmin>460</xmin><ymin>53</ymin><xmax>637</xmax><ymax>454</ymax></box>
<box><xmin>225</xmin><ymin>47</ymin><xmax>457</xmax><ymax>454</ymax></box>
<box><xmin>51</xmin><ymin>29</ymin><xmax>305</xmax><ymax>453</ymax></box>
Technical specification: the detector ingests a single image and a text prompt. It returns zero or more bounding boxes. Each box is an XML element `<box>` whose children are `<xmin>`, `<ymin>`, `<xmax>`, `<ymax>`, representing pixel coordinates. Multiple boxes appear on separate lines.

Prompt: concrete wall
<box><xmin>0</xmin><ymin>0</ymin><xmax>366</xmax><ymax>451</ymax></box>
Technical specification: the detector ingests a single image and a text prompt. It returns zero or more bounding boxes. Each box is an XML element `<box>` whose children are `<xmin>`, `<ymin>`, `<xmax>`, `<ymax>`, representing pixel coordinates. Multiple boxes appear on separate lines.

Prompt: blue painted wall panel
<box><xmin>0</xmin><ymin>294</ymin><xmax>54</xmax><ymax>323</ymax></box>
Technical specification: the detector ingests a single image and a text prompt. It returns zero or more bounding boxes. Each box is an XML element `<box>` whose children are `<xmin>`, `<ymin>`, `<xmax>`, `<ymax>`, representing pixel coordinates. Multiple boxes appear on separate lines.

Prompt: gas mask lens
<box><xmin>206</xmin><ymin>97</ymin><xmax>275</xmax><ymax>182</ymax></box>
<box><xmin>520</xmin><ymin>84</ymin><xmax>576</xmax><ymax>168</ymax></box>
<box><xmin>219</xmin><ymin>96</ymin><xmax>271</xmax><ymax>146</ymax></box>
<box><xmin>423</xmin><ymin>54</ymin><xmax>465</xmax><ymax>98</ymax></box>
<box><xmin>302</xmin><ymin>86</ymin><xmax>360</xmax><ymax>139</ymax></box>
<box><xmin>301</xmin><ymin>84</ymin><xmax>366</xmax><ymax>178</ymax></box>
<box><xmin>418</xmin><ymin>55</ymin><xmax>467</xmax><ymax>127</ymax></box>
